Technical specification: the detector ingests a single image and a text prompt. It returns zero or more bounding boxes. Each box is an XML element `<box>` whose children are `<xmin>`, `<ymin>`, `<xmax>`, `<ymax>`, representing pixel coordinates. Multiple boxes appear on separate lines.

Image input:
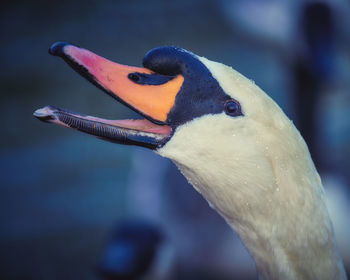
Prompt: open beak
<box><xmin>34</xmin><ymin>42</ymin><xmax>184</xmax><ymax>149</ymax></box>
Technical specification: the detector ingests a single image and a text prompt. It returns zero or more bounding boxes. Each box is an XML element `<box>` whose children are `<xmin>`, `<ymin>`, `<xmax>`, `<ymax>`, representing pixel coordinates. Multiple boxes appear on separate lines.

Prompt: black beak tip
<box><xmin>49</xmin><ymin>41</ymin><xmax>71</xmax><ymax>56</ymax></box>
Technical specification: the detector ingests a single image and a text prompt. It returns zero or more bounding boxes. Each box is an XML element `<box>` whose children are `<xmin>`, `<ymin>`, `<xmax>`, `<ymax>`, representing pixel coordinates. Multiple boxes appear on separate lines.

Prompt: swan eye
<box><xmin>224</xmin><ymin>100</ymin><xmax>241</xmax><ymax>116</ymax></box>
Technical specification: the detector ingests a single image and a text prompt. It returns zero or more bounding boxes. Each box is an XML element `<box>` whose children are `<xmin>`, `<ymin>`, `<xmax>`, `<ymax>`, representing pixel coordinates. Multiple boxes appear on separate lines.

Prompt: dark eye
<box><xmin>224</xmin><ymin>100</ymin><xmax>241</xmax><ymax>116</ymax></box>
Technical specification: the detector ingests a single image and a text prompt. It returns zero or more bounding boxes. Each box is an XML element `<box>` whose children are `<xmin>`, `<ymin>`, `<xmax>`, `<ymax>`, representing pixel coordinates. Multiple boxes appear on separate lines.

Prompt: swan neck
<box><xmin>225</xmin><ymin>218</ymin><xmax>347</xmax><ymax>280</ymax></box>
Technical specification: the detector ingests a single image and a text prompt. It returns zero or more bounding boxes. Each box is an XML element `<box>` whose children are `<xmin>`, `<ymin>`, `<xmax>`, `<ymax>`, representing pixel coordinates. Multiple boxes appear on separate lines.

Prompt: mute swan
<box><xmin>34</xmin><ymin>42</ymin><xmax>347</xmax><ymax>280</ymax></box>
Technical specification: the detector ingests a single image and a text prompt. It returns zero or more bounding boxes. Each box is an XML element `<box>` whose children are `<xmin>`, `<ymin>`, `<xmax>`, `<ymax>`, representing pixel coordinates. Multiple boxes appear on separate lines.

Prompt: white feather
<box><xmin>157</xmin><ymin>56</ymin><xmax>347</xmax><ymax>279</ymax></box>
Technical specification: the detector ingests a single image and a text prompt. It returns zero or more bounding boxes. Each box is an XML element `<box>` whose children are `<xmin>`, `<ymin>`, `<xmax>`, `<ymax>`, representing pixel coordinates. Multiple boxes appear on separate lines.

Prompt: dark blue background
<box><xmin>1</xmin><ymin>1</ymin><xmax>350</xmax><ymax>279</ymax></box>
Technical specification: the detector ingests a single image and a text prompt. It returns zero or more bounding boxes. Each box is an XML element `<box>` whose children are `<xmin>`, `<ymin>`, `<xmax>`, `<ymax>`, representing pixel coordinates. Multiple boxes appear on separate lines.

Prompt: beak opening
<box><xmin>33</xmin><ymin>42</ymin><xmax>185</xmax><ymax>148</ymax></box>
<box><xmin>33</xmin><ymin>42</ymin><xmax>187</xmax><ymax>149</ymax></box>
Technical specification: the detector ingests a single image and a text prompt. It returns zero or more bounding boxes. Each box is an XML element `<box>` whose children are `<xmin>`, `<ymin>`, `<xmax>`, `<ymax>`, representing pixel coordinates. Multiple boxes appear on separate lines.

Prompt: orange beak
<box><xmin>49</xmin><ymin>42</ymin><xmax>184</xmax><ymax>123</ymax></box>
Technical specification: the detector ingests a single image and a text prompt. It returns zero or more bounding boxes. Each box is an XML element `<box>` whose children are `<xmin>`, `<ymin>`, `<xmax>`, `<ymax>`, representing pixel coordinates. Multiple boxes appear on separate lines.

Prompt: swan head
<box><xmin>34</xmin><ymin>43</ymin><xmax>346</xmax><ymax>278</ymax></box>
<box><xmin>35</xmin><ymin>43</ymin><xmax>243</xmax><ymax>149</ymax></box>
<box><xmin>33</xmin><ymin>42</ymin><xmax>324</xmax><ymax>232</ymax></box>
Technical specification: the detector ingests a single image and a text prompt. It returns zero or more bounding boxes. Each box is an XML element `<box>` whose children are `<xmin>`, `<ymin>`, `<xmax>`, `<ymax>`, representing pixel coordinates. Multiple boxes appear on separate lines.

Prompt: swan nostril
<box><xmin>128</xmin><ymin>73</ymin><xmax>140</xmax><ymax>82</ymax></box>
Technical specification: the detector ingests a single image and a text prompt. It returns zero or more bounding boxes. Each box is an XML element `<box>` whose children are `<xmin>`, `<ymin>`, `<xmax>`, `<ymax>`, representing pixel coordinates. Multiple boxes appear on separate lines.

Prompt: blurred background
<box><xmin>1</xmin><ymin>0</ymin><xmax>350</xmax><ymax>279</ymax></box>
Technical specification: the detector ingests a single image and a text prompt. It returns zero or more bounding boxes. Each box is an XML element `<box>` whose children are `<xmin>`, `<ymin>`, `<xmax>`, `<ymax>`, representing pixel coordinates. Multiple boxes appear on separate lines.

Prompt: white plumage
<box><xmin>158</xmin><ymin>56</ymin><xmax>347</xmax><ymax>279</ymax></box>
